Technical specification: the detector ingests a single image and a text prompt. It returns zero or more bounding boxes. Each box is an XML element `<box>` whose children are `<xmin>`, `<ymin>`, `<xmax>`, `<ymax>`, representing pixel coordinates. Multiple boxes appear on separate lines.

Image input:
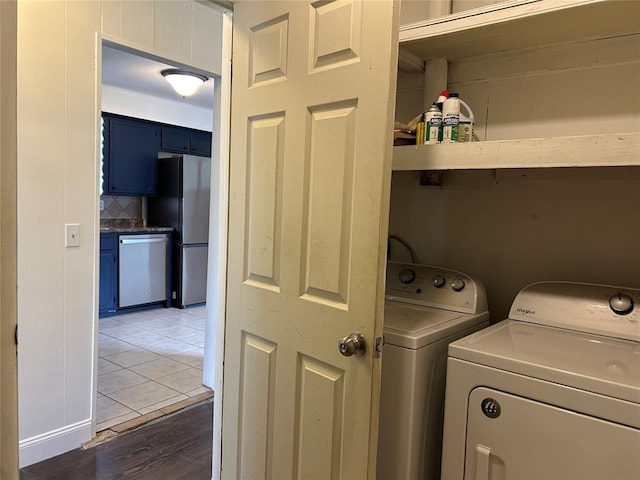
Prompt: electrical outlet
<box><xmin>100</xmin><ymin>199</ymin><xmax>104</xmax><ymax>211</ymax></box>
<box><xmin>65</xmin><ymin>224</ymin><xmax>80</xmax><ymax>247</ymax></box>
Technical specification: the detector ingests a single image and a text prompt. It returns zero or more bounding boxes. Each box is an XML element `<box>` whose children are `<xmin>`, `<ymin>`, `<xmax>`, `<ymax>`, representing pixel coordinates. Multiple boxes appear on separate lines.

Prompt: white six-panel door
<box><xmin>222</xmin><ymin>1</ymin><xmax>399</xmax><ymax>478</ymax></box>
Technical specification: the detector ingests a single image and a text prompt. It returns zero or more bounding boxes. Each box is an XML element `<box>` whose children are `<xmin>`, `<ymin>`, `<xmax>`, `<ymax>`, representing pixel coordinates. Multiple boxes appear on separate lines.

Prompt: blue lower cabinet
<box><xmin>99</xmin><ymin>233</ymin><xmax>117</xmax><ymax>317</ymax></box>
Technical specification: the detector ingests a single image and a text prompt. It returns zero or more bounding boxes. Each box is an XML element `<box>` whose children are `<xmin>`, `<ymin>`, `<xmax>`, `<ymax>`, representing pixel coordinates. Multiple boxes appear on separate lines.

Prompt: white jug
<box><xmin>459</xmin><ymin>99</ymin><xmax>474</xmax><ymax>142</ymax></box>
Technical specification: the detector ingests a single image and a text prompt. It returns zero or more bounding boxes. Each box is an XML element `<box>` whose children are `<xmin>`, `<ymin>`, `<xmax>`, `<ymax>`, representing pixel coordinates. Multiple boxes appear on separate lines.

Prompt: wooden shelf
<box><xmin>392</xmin><ymin>133</ymin><xmax>640</xmax><ymax>171</ymax></box>
<box><xmin>399</xmin><ymin>0</ymin><xmax>640</xmax><ymax>62</ymax></box>
<box><xmin>394</xmin><ymin>1</ymin><xmax>639</xmax><ymax>171</ymax></box>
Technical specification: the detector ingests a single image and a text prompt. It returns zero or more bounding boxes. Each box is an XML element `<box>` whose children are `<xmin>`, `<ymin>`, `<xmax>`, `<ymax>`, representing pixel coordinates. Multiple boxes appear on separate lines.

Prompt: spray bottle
<box><xmin>435</xmin><ymin>90</ymin><xmax>449</xmax><ymax>112</ymax></box>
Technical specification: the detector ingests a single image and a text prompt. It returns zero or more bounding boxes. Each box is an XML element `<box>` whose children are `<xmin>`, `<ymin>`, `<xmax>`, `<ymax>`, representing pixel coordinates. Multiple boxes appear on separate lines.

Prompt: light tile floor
<box><xmin>97</xmin><ymin>306</ymin><xmax>211</xmax><ymax>431</ymax></box>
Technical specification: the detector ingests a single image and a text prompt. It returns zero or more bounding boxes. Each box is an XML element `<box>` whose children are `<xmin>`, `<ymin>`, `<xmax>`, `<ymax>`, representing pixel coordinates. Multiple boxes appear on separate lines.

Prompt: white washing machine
<box><xmin>377</xmin><ymin>261</ymin><xmax>490</xmax><ymax>480</ymax></box>
<box><xmin>441</xmin><ymin>281</ymin><xmax>640</xmax><ymax>480</ymax></box>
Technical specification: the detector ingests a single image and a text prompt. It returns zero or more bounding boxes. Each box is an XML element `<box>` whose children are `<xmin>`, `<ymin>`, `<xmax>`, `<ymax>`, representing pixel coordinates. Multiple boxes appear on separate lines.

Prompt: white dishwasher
<box><xmin>118</xmin><ymin>234</ymin><xmax>168</xmax><ymax>308</ymax></box>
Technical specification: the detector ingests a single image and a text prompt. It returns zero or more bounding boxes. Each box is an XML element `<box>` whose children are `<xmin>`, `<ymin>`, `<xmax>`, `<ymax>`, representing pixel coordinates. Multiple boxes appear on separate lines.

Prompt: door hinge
<box><xmin>375</xmin><ymin>336</ymin><xmax>383</xmax><ymax>358</ymax></box>
<box><xmin>15</xmin><ymin>324</ymin><xmax>18</xmax><ymax>346</ymax></box>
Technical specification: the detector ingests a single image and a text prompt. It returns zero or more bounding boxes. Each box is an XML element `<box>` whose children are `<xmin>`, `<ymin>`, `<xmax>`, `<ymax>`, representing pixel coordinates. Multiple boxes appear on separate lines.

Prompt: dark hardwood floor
<box><xmin>20</xmin><ymin>400</ymin><xmax>213</xmax><ymax>480</ymax></box>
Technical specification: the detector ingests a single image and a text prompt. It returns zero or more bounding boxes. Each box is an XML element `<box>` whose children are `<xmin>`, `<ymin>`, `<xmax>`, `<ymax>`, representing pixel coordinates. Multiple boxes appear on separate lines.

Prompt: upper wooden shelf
<box><xmin>399</xmin><ymin>0</ymin><xmax>640</xmax><ymax>62</ymax></box>
<box><xmin>392</xmin><ymin>133</ymin><xmax>640</xmax><ymax>171</ymax></box>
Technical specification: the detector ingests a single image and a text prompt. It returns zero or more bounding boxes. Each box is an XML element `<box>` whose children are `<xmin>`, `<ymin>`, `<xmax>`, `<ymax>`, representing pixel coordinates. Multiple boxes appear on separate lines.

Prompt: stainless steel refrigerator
<box><xmin>148</xmin><ymin>153</ymin><xmax>210</xmax><ymax>307</ymax></box>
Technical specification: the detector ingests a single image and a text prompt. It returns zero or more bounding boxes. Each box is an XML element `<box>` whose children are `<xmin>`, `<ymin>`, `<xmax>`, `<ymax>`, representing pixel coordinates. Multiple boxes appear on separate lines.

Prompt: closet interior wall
<box><xmin>391</xmin><ymin>26</ymin><xmax>640</xmax><ymax>320</ymax></box>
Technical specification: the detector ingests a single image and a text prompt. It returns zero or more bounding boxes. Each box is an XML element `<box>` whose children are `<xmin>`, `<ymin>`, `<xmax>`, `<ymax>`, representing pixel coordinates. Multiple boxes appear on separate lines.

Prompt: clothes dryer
<box><xmin>441</xmin><ymin>281</ymin><xmax>640</xmax><ymax>480</ymax></box>
<box><xmin>377</xmin><ymin>262</ymin><xmax>489</xmax><ymax>480</ymax></box>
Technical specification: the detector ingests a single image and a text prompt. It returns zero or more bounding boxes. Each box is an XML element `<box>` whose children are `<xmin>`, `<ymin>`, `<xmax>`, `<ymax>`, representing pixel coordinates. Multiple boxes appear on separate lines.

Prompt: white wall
<box><xmin>389</xmin><ymin>168</ymin><xmax>640</xmax><ymax>321</ymax></box>
<box><xmin>16</xmin><ymin>0</ymin><xmax>223</xmax><ymax>467</ymax></box>
<box><xmin>17</xmin><ymin>1</ymin><xmax>101</xmax><ymax>466</ymax></box>
<box><xmin>102</xmin><ymin>84</ymin><xmax>213</xmax><ymax>131</ymax></box>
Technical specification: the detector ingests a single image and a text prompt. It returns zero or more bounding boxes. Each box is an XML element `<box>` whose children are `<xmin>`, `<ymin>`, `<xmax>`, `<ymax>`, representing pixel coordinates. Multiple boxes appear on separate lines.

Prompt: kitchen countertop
<box><xmin>100</xmin><ymin>226</ymin><xmax>174</xmax><ymax>233</ymax></box>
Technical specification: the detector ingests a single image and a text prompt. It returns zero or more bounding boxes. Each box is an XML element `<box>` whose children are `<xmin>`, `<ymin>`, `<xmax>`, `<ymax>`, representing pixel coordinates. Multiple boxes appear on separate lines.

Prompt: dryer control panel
<box><xmin>385</xmin><ymin>262</ymin><xmax>488</xmax><ymax>315</ymax></box>
<box><xmin>509</xmin><ymin>281</ymin><xmax>640</xmax><ymax>341</ymax></box>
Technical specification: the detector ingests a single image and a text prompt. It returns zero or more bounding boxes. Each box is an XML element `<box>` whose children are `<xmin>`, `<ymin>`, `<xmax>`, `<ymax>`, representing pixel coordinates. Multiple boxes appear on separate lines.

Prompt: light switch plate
<box><xmin>65</xmin><ymin>224</ymin><xmax>80</xmax><ymax>247</ymax></box>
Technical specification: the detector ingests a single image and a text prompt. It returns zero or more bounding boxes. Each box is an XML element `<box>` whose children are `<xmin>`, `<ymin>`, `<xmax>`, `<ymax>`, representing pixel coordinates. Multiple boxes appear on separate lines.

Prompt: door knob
<box><xmin>338</xmin><ymin>332</ymin><xmax>366</xmax><ymax>357</ymax></box>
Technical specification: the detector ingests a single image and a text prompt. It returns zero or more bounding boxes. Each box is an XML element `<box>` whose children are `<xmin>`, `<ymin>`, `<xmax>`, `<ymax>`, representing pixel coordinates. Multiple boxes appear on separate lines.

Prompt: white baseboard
<box><xmin>19</xmin><ymin>419</ymin><xmax>92</xmax><ymax>468</ymax></box>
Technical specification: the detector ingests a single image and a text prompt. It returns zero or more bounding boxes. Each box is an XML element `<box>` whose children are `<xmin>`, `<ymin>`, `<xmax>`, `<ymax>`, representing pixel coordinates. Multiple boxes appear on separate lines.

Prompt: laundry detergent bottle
<box><xmin>442</xmin><ymin>93</ymin><xmax>460</xmax><ymax>143</ymax></box>
<box><xmin>458</xmin><ymin>99</ymin><xmax>475</xmax><ymax>142</ymax></box>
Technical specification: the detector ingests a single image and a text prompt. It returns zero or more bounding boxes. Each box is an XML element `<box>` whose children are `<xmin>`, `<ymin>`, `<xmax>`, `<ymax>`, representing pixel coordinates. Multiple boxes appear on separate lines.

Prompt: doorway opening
<box><xmin>96</xmin><ymin>43</ymin><xmax>217</xmax><ymax>433</ymax></box>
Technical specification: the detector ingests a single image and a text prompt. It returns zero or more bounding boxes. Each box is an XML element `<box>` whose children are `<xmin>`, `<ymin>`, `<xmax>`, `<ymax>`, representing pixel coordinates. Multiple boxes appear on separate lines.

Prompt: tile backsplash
<box><xmin>101</xmin><ymin>195</ymin><xmax>142</xmax><ymax>220</ymax></box>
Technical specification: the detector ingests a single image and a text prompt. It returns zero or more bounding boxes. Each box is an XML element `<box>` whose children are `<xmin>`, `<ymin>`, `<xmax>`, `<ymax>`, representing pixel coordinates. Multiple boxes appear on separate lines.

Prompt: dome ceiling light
<box><xmin>161</xmin><ymin>69</ymin><xmax>208</xmax><ymax>97</ymax></box>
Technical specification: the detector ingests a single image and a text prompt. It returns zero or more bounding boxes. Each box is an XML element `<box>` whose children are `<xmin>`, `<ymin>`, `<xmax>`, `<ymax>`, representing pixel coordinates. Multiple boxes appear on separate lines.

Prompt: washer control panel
<box><xmin>385</xmin><ymin>262</ymin><xmax>487</xmax><ymax>315</ymax></box>
<box><xmin>509</xmin><ymin>282</ymin><xmax>640</xmax><ymax>341</ymax></box>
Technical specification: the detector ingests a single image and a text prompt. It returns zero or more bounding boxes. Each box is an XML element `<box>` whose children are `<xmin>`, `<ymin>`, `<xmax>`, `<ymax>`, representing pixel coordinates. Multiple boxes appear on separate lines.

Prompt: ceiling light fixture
<box><xmin>161</xmin><ymin>69</ymin><xmax>208</xmax><ymax>97</ymax></box>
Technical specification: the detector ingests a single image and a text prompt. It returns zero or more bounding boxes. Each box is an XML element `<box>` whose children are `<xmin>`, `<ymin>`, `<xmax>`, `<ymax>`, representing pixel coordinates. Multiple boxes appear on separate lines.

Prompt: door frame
<box><xmin>207</xmin><ymin>8</ymin><xmax>232</xmax><ymax>480</ymax></box>
<box><xmin>0</xmin><ymin>0</ymin><xmax>19</xmax><ymax>476</ymax></box>
<box><xmin>91</xmin><ymin>10</ymin><xmax>234</xmax><ymax>473</ymax></box>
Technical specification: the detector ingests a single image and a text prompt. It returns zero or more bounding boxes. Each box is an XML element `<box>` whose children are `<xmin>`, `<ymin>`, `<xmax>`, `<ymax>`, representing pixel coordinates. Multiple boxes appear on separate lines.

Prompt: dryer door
<box><xmin>464</xmin><ymin>387</ymin><xmax>640</xmax><ymax>480</ymax></box>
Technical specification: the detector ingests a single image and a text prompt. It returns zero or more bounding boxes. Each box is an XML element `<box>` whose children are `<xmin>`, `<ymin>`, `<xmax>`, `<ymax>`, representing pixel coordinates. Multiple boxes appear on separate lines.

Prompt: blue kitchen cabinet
<box><xmin>190</xmin><ymin>130</ymin><xmax>212</xmax><ymax>157</ymax></box>
<box><xmin>99</xmin><ymin>232</ymin><xmax>117</xmax><ymax>318</ymax></box>
<box><xmin>102</xmin><ymin>113</ymin><xmax>160</xmax><ymax>196</ymax></box>
<box><xmin>160</xmin><ymin>126</ymin><xmax>190</xmax><ymax>153</ymax></box>
<box><xmin>161</xmin><ymin>126</ymin><xmax>212</xmax><ymax>157</ymax></box>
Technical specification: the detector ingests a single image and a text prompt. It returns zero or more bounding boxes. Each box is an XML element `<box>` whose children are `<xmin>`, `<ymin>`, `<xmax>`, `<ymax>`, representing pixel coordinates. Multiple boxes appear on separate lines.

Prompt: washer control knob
<box><xmin>451</xmin><ymin>278</ymin><xmax>466</xmax><ymax>292</ymax></box>
<box><xmin>609</xmin><ymin>293</ymin><xmax>634</xmax><ymax>315</ymax></box>
<box><xmin>432</xmin><ymin>275</ymin><xmax>446</xmax><ymax>288</ymax></box>
<box><xmin>399</xmin><ymin>268</ymin><xmax>416</xmax><ymax>284</ymax></box>
<box><xmin>481</xmin><ymin>398</ymin><xmax>501</xmax><ymax>418</ymax></box>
